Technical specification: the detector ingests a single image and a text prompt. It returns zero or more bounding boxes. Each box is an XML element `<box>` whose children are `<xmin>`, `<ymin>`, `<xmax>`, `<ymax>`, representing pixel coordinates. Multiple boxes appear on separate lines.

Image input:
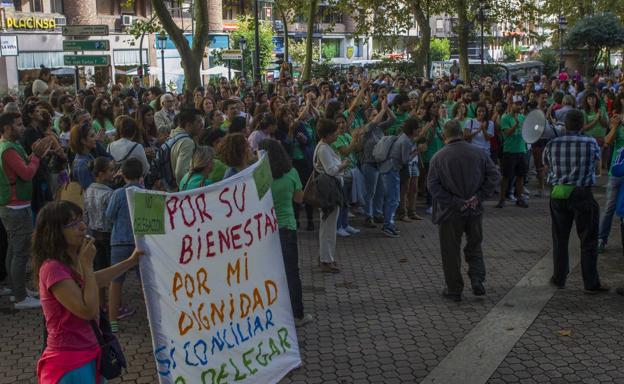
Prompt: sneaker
<box><xmin>523</xmin><ymin>187</ymin><xmax>531</xmax><ymax>195</ymax></box>
<box><xmin>373</xmin><ymin>216</ymin><xmax>384</xmax><ymax>224</ymax></box>
<box><xmin>495</xmin><ymin>201</ymin><xmax>505</xmax><ymax>208</ymax></box>
<box><xmin>397</xmin><ymin>215</ymin><xmax>413</xmax><ymax>222</ymax></box>
<box><xmin>0</xmin><ymin>287</ymin><xmax>12</xmax><ymax>297</ymax></box>
<box><xmin>363</xmin><ymin>218</ymin><xmax>377</xmax><ymax>228</ymax></box>
<box><xmin>425</xmin><ymin>206</ymin><xmax>433</xmax><ymax>215</ymax></box>
<box><xmin>117</xmin><ymin>306</ymin><xmax>136</xmax><ymax>320</ymax></box>
<box><xmin>336</xmin><ymin>228</ymin><xmax>351</xmax><ymax>237</ymax></box>
<box><xmin>382</xmin><ymin>227</ymin><xmax>400</xmax><ymax>238</ymax></box>
<box><xmin>320</xmin><ymin>262</ymin><xmax>340</xmax><ymax>273</ymax></box>
<box><xmin>597</xmin><ymin>240</ymin><xmax>606</xmax><ymax>254</ymax></box>
<box><xmin>27</xmin><ymin>288</ymin><xmax>39</xmax><ymax>298</ymax></box>
<box><xmin>347</xmin><ymin>211</ymin><xmax>355</xmax><ymax>218</ymax></box>
<box><xmin>408</xmin><ymin>212</ymin><xmax>423</xmax><ymax>220</ymax></box>
<box><xmin>516</xmin><ymin>199</ymin><xmax>529</xmax><ymax>208</ymax></box>
<box><xmin>295</xmin><ymin>313</ymin><xmax>313</xmax><ymax>327</ymax></box>
<box><xmin>549</xmin><ymin>277</ymin><xmax>565</xmax><ymax>289</ymax></box>
<box><xmin>471</xmin><ymin>281</ymin><xmax>486</xmax><ymax>296</ymax></box>
<box><xmin>345</xmin><ymin>225</ymin><xmax>360</xmax><ymax>235</ymax></box>
<box><xmin>506</xmin><ymin>195</ymin><xmax>517</xmax><ymax>202</ymax></box>
<box><xmin>14</xmin><ymin>296</ymin><xmax>41</xmax><ymax>310</ymax></box>
<box><xmin>110</xmin><ymin>320</ymin><xmax>119</xmax><ymax>333</ymax></box>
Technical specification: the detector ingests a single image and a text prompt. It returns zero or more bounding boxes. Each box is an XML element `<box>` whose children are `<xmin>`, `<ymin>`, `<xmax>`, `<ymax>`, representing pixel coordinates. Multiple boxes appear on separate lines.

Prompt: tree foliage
<box><xmin>228</xmin><ymin>16</ymin><xmax>275</xmax><ymax>80</ymax></box>
<box><xmin>534</xmin><ymin>48</ymin><xmax>559</xmax><ymax>77</ymax></box>
<box><xmin>502</xmin><ymin>42</ymin><xmax>519</xmax><ymax>62</ymax></box>
<box><xmin>429</xmin><ymin>38</ymin><xmax>451</xmax><ymax>62</ymax></box>
<box><xmin>564</xmin><ymin>13</ymin><xmax>624</xmax><ymax>72</ymax></box>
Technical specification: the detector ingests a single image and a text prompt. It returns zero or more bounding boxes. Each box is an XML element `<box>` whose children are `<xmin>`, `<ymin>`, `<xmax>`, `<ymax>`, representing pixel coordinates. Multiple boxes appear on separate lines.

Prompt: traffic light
<box><xmin>143</xmin><ymin>64</ymin><xmax>150</xmax><ymax>76</ymax></box>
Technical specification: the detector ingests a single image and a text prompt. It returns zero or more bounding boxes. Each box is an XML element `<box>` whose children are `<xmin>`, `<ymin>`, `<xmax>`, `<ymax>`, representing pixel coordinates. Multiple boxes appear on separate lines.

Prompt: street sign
<box><xmin>61</xmin><ymin>25</ymin><xmax>109</xmax><ymax>36</ymax></box>
<box><xmin>64</xmin><ymin>55</ymin><xmax>111</xmax><ymax>66</ymax></box>
<box><xmin>222</xmin><ymin>49</ymin><xmax>243</xmax><ymax>60</ymax></box>
<box><xmin>63</xmin><ymin>40</ymin><xmax>110</xmax><ymax>51</ymax></box>
<box><xmin>0</xmin><ymin>35</ymin><xmax>18</xmax><ymax>56</ymax></box>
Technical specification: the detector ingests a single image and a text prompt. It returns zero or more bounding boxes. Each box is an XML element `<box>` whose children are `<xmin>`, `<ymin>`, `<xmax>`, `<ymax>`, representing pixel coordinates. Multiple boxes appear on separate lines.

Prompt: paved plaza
<box><xmin>1</xmin><ymin>182</ymin><xmax>624</xmax><ymax>384</ymax></box>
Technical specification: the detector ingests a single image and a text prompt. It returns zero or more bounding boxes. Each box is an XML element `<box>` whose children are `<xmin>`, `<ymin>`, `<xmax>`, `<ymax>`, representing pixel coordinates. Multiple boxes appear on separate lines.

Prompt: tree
<box><xmin>302</xmin><ymin>0</ymin><xmax>319</xmax><ymax>81</ymax></box>
<box><xmin>429</xmin><ymin>38</ymin><xmax>451</xmax><ymax>62</ymax></box>
<box><xmin>502</xmin><ymin>42</ymin><xmax>519</xmax><ymax>62</ymax></box>
<box><xmin>289</xmin><ymin>39</ymin><xmax>320</xmax><ymax>68</ymax></box>
<box><xmin>150</xmin><ymin>0</ymin><xmax>210</xmax><ymax>93</ymax></box>
<box><xmin>229</xmin><ymin>16</ymin><xmax>275</xmax><ymax>80</ymax></box>
<box><xmin>564</xmin><ymin>12</ymin><xmax>624</xmax><ymax>74</ymax></box>
<box><xmin>535</xmin><ymin>48</ymin><xmax>558</xmax><ymax>77</ymax></box>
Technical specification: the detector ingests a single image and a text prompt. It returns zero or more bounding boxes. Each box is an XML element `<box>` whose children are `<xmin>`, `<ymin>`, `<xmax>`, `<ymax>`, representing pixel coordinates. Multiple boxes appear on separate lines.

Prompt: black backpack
<box><xmin>151</xmin><ymin>133</ymin><xmax>194</xmax><ymax>191</ymax></box>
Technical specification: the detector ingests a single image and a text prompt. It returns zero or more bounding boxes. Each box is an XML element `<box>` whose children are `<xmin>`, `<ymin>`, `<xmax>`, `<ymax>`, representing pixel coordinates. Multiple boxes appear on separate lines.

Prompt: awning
<box><xmin>113</xmin><ymin>49</ymin><xmax>149</xmax><ymax>66</ymax></box>
<box><xmin>18</xmin><ymin>51</ymin><xmax>67</xmax><ymax>70</ymax></box>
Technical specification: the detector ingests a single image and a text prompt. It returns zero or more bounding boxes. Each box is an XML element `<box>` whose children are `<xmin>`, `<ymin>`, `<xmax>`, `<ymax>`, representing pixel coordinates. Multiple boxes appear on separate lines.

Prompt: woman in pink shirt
<box><xmin>33</xmin><ymin>200</ymin><xmax>143</xmax><ymax>383</ymax></box>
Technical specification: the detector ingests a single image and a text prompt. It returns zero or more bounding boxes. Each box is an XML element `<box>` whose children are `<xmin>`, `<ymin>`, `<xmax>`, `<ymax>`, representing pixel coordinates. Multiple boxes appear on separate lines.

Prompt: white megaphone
<box><xmin>522</xmin><ymin>109</ymin><xmax>549</xmax><ymax>144</ymax></box>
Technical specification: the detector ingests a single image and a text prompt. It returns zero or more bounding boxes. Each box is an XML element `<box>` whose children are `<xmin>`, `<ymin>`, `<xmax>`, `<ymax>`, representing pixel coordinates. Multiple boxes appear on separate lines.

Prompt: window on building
<box><xmin>51</xmin><ymin>0</ymin><xmax>63</xmax><ymax>13</ymax></box>
<box><xmin>223</xmin><ymin>0</ymin><xmax>243</xmax><ymax>20</ymax></box>
<box><xmin>96</xmin><ymin>0</ymin><xmax>114</xmax><ymax>15</ymax></box>
<box><xmin>16</xmin><ymin>0</ymin><xmax>44</xmax><ymax>12</ymax></box>
<box><xmin>436</xmin><ymin>19</ymin><xmax>444</xmax><ymax>33</ymax></box>
<box><xmin>320</xmin><ymin>6</ymin><xmax>342</xmax><ymax>24</ymax></box>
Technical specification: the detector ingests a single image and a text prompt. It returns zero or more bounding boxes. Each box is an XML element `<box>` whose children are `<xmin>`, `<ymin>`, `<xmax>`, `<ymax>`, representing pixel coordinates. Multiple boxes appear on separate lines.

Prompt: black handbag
<box><xmin>90</xmin><ymin>311</ymin><xmax>127</xmax><ymax>379</ymax></box>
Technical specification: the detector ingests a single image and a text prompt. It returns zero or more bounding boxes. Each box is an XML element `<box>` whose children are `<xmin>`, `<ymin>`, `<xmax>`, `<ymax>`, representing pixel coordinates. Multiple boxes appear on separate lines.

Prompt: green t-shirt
<box><xmin>467</xmin><ymin>102</ymin><xmax>478</xmax><ymax>119</ymax></box>
<box><xmin>92</xmin><ymin>118</ymin><xmax>114</xmax><ymax>134</ymax></box>
<box><xmin>445</xmin><ymin>101</ymin><xmax>457</xmax><ymax>115</ymax></box>
<box><xmin>609</xmin><ymin>124</ymin><xmax>624</xmax><ymax>176</ymax></box>
<box><xmin>422</xmin><ymin>120</ymin><xmax>446</xmax><ymax>164</ymax></box>
<box><xmin>583</xmin><ymin>109</ymin><xmax>607</xmax><ymax>138</ymax></box>
<box><xmin>501</xmin><ymin>113</ymin><xmax>527</xmax><ymax>154</ymax></box>
<box><xmin>209</xmin><ymin>158</ymin><xmax>227</xmax><ymax>182</ymax></box>
<box><xmin>271</xmin><ymin>168</ymin><xmax>302</xmax><ymax>230</ymax></box>
<box><xmin>343</xmin><ymin>109</ymin><xmax>365</xmax><ymax>131</ymax></box>
<box><xmin>179</xmin><ymin>172</ymin><xmax>213</xmax><ymax>191</ymax></box>
<box><xmin>331</xmin><ymin>132</ymin><xmax>356</xmax><ymax>169</ymax></box>
<box><xmin>387</xmin><ymin>111</ymin><xmax>410</xmax><ymax>136</ymax></box>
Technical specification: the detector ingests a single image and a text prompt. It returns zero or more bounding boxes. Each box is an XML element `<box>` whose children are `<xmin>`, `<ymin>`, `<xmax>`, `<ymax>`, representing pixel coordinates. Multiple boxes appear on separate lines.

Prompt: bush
<box><xmin>502</xmin><ymin>43</ymin><xmax>519</xmax><ymax>62</ymax></box>
<box><xmin>535</xmin><ymin>48</ymin><xmax>558</xmax><ymax>77</ymax></box>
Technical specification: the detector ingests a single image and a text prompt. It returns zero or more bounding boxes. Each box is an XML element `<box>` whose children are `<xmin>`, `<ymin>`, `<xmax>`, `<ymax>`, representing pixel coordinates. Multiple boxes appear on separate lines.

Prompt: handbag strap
<box><xmin>89</xmin><ymin>318</ymin><xmax>105</xmax><ymax>347</ymax></box>
<box><xmin>117</xmin><ymin>142</ymin><xmax>140</xmax><ymax>163</ymax></box>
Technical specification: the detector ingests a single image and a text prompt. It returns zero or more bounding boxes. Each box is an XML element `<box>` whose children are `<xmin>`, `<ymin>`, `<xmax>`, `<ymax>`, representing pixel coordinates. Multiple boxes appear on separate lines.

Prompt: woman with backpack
<box><xmin>34</xmin><ymin>200</ymin><xmax>143</xmax><ymax>383</ymax></box>
<box><xmin>107</xmin><ymin>116</ymin><xmax>150</xmax><ymax>177</ymax></box>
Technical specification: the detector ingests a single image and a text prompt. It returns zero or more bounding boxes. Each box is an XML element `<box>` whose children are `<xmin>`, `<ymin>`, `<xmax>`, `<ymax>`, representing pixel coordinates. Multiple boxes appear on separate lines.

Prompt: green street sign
<box><xmin>64</xmin><ymin>55</ymin><xmax>110</xmax><ymax>66</ymax></box>
<box><xmin>63</xmin><ymin>40</ymin><xmax>110</xmax><ymax>51</ymax></box>
<box><xmin>62</xmin><ymin>25</ymin><xmax>109</xmax><ymax>36</ymax></box>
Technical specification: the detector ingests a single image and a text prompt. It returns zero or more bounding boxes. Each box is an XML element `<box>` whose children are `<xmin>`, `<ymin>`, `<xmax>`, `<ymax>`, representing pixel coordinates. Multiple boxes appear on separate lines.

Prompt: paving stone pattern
<box><xmin>1</xmin><ymin>194</ymin><xmax>622</xmax><ymax>383</ymax></box>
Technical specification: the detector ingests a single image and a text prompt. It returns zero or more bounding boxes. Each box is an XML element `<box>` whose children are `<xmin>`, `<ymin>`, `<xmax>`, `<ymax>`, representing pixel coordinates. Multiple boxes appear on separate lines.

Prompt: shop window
<box><xmin>321</xmin><ymin>39</ymin><xmax>341</xmax><ymax>59</ymax></box>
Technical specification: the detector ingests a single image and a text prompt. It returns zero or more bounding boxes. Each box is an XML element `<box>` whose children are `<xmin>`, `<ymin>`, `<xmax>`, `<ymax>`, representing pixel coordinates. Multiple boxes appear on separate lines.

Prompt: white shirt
<box><xmin>464</xmin><ymin>119</ymin><xmax>494</xmax><ymax>154</ymax></box>
<box><xmin>107</xmin><ymin>138</ymin><xmax>150</xmax><ymax>176</ymax></box>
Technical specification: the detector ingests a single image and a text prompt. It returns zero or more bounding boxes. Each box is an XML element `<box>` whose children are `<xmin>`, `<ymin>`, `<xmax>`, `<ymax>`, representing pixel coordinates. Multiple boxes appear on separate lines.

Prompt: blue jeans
<box><xmin>382</xmin><ymin>168</ymin><xmax>400</xmax><ymax>230</ymax></box>
<box><xmin>598</xmin><ymin>176</ymin><xmax>623</xmax><ymax>243</ymax></box>
<box><xmin>361</xmin><ymin>163</ymin><xmax>384</xmax><ymax>219</ymax></box>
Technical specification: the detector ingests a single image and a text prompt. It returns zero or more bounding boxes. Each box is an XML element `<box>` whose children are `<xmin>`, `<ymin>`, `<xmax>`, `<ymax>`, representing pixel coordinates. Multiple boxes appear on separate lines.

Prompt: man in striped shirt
<box><xmin>543</xmin><ymin>109</ymin><xmax>609</xmax><ymax>294</ymax></box>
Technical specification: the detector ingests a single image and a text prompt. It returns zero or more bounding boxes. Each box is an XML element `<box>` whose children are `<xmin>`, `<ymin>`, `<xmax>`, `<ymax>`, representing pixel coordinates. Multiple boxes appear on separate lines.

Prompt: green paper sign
<box><xmin>133</xmin><ymin>192</ymin><xmax>165</xmax><ymax>235</ymax></box>
<box><xmin>253</xmin><ymin>155</ymin><xmax>273</xmax><ymax>200</ymax></box>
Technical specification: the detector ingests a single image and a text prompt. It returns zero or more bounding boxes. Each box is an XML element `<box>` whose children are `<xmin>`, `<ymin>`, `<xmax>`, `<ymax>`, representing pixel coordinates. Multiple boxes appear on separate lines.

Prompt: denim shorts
<box><xmin>111</xmin><ymin>245</ymin><xmax>136</xmax><ymax>284</ymax></box>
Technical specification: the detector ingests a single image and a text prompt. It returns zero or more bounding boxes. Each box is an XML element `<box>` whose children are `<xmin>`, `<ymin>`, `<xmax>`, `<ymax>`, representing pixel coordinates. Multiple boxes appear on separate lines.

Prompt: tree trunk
<box><xmin>302</xmin><ymin>0</ymin><xmax>318</xmax><ymax>81</ymax></box>
<box><xmin>282</xmin><ymin>13</ymin><xmax>289</xmax><ymax>63</ymax></box>
<box><xmin>151</xmin><ymin>0</ymin><xmax>209</xmax><ymax>93</ymax></box>
<box><xmin>413</xmin><ymin>1</ymin><xmax>431</xmax><ymax>78</ymax></box>
<box><xmin>456</xmin><ymin>0</ymin><xmax>470</xmax><ymax>82</ymax></box>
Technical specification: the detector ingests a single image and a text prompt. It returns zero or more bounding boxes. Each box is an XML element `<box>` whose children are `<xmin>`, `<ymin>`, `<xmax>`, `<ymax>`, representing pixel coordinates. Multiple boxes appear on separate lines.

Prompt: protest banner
<box><xmin>127</xmin><ymin>154</ymin><xmax>301</xmax><ymax>384</ymax></box>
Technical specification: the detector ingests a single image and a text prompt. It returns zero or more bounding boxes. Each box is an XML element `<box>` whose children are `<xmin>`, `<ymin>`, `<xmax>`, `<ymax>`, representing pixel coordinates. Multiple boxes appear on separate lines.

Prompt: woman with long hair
<box><xmin>582</xmin><ymin>92</ymin><xmax>609</xmax><ymax>174</ymax></box>
<box><xmin>69</xmin><ymin>122</ymin><xmax>97</xmax><ymax>190</ymax></box>
<box><xmin>179</xmin><ymin>146</ymin><xmax>215</xmax><ymax>191</ymax></box>
<box><xmin>34</xmin><ymin>200</ymin><xmax>143</xmax><ymax>383</ymax></box>
<box><xmin>135</xmin><ymin>104</ymin><xmax>157</xmax><ymax>147</ymax></box>
<box><xmin>258</xmin><ymin>138</ymin><xmax>312</xmax><ymax>326</ymax></box>
<box><xmin>419</xmin><ymin>102</ymin><xmax>446</xmax><ymax>215</ymax></box>
<box><xmin>218</xmin><ymin>133</ymin><xmax>253</xmax><ymax>179</ymax></box>
<box><xmin>90</xmin><ymin>97</ymin><xmax>115</xmax><ymax>136</ymax></box>
<box><xmin>248</xmin><ymin>113</ymin><xmax>277</xmax><ymax>152</ymax></box>
<box><xmin>463</xmin><ymin>102</ymin><xmax>494</xmax><ymax>156</ymax></box>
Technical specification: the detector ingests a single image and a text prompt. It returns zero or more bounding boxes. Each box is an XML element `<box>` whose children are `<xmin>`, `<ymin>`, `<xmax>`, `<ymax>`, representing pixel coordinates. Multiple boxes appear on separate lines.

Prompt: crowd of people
<box><xmin>0</xmin><ymin>63</ymin><xmax>624</xmax><ymax>381</ymax></box>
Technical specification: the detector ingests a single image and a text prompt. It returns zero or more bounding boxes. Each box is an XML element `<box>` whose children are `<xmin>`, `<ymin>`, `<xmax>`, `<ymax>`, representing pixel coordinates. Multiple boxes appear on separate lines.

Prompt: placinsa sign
<box><xmin>5</xmin><ymin>17</ymin><xmax>56</xmax><ymax>30</ymax></box>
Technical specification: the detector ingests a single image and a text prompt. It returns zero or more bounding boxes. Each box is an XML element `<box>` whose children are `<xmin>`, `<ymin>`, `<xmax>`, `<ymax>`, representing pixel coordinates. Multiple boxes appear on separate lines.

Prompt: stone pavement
<box><xmin>1</xmin><ymin>187</ymin><xmax>623</xmax><ymax>384</ymax></box>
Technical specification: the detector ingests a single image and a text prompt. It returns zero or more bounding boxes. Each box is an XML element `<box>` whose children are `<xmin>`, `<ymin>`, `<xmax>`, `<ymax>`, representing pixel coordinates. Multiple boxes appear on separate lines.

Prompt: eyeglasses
<box><xmin>63</xmin><ymin>219</ymin><xmax>84</xmax><ymax>229</ymax></box>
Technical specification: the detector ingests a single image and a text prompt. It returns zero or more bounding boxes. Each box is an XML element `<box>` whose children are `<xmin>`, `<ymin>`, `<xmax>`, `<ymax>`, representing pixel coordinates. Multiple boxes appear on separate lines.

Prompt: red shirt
<box><xmin>1</xmin><ymin>147</ymin><xmax>40</xmax><ymax>207</ymax></box>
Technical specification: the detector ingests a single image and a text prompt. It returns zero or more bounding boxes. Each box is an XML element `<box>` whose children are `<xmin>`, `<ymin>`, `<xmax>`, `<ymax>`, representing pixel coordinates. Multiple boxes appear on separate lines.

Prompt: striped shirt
<box><xmin>543</xmin><ymin>133</ymin><xmax>600</xmax><ymax>186</ymax></box>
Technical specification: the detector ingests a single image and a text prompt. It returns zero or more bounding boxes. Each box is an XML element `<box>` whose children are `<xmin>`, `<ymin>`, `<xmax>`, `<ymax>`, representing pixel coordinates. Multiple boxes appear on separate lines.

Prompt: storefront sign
<box><xmin>62</xmin><ymin>25</ymin><xmax>109</xmax><ymax>37</ymax></box>
<box><xmin>5</xmin><ymin>17</ymin><xmax>56</xmax><ymax>30</ymax></box>
<box><xmin>222</xmin><ymin>49</ymin><xmax>243</xmax><ymax>60</ymax></box>
<box><xmin>63</xmin><ymin>40</ymin><xmax>110</xmax><ymax>51</ymax></box>
<box><xmin>126</xmin><ymin>154</ymin><xmax>301</xmax><ymax>384</ymax></box>
<box><xmin>64</xmin><ymin>55</ymin><xmax>110</xmax><ymax>66</ymax></box>
<box><xmin>0</xmin><ymin>36</ymin><xmax>18</xmax><ymax>56</ymax></box>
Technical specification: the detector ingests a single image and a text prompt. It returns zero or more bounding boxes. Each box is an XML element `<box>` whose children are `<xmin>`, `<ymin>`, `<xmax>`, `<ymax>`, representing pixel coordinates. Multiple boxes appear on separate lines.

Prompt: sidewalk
<box><xmin>0</xmin><ymin>192</ymin><xmax>622</xmax><ymax>384</ymax></box>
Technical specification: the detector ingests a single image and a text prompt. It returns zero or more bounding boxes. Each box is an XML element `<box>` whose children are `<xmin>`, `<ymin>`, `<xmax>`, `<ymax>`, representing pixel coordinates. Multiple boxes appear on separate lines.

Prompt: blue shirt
<box><xmin>611</xmin><ymin>148</ymin><xmax>624</xmax><ymax>217</ymax></box>
<box><xmin>106</xmin><ymin>183</ymin><xmax>142</xmax><ymax>246</ymax></box>
<box><xmin>72</xmin><ymin>153</ymin><xmax>94</xmax><ymax>190</ymax></box>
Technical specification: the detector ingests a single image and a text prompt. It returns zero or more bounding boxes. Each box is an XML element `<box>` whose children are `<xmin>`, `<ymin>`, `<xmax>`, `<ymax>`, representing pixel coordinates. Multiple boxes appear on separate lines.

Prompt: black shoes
<box><xmin>442</xmin><ymin>288</ymin><xmax>462</xmax><ymax>302</ymax></box>
<box><xmin>516</xmin><ymin>199</ymin><xmax>529</xmax><ymax>208</ymax></box>
<box><xmin>549</xmin><ymin>277</ymin><xmax>565</xmax><ymax>289</ymax></box>
<box><xmin>583</xmin><ymin>285</ymin><xmax>610</xmax><ymax>295</ymax></box>
<box><xmin>471</xmin><ymin>281</ymin><xmax>486</xmax><ymax>296</ymax></box>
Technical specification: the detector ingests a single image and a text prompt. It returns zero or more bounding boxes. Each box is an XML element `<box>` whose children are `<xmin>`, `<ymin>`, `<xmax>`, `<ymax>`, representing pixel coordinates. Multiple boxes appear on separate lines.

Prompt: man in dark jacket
<box><xmin>427</xmin><ymin>119</ymin><xmax>501</xmax><ymax>301</ymax></box>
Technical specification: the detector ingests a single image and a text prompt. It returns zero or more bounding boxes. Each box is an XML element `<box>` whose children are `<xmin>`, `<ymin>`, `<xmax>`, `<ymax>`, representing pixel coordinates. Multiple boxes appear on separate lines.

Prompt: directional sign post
<box><xmin>64</xmin><ymin>55</ymin><xmax>110</xmax><ymax>66</ymax></box>
<box><xmin>222</xmin><ymin>49</ymin><xmax>243</xmax><ymax>60</ymax></box>
<box><xmin>63</xmin><ymin>40</ymin><xmax>110</xmax><ymax>51</ymax></box>
<box><xmin>62</xmin><ymin>25</ymin><xmax>109</xmax><ymax>37</ymax></box>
